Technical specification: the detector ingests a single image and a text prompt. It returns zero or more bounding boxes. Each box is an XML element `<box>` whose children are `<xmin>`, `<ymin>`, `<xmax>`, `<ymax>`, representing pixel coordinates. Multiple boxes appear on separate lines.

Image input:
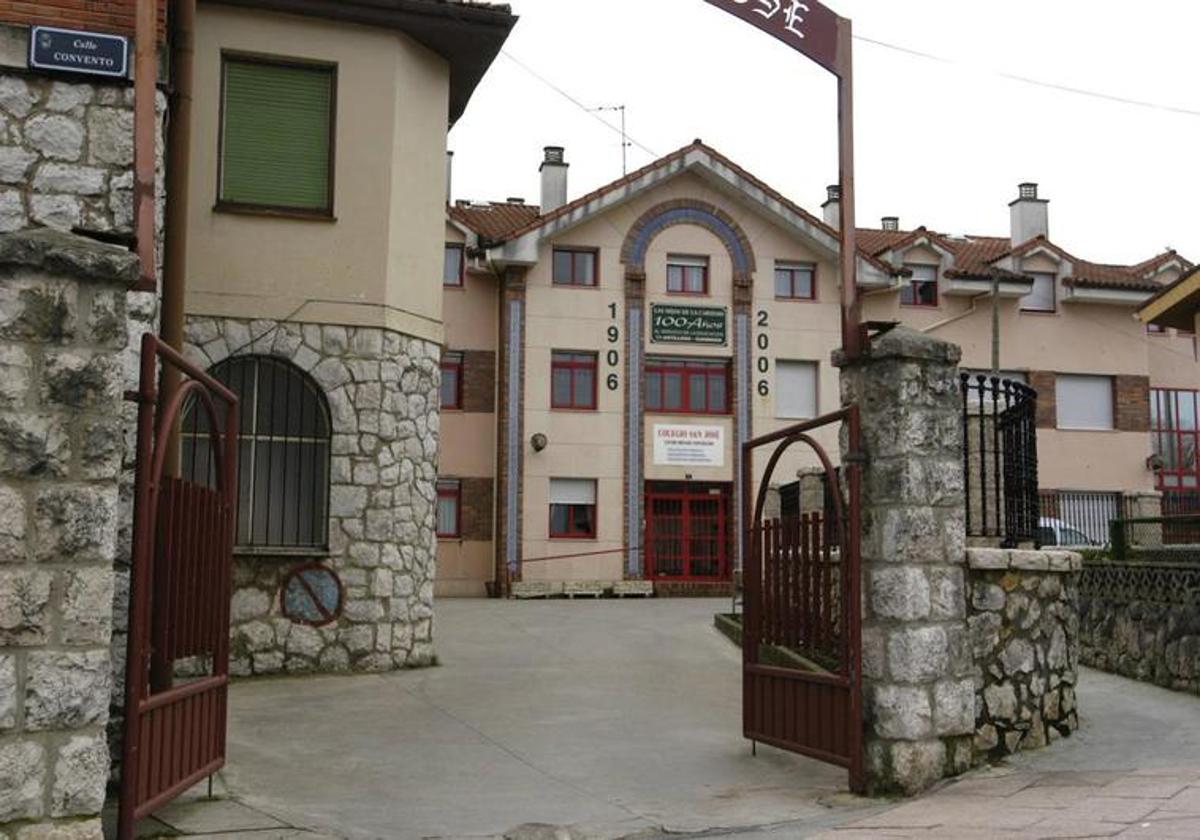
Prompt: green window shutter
<box><xmin>220</xmin><ymin>59</ymin><xmax>334</xmax><ymax>211</ymax></box>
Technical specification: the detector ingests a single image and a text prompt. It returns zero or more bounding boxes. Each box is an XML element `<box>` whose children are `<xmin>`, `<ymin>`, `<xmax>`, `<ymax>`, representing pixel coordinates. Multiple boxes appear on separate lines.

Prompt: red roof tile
<box><xmin>448</xmin><ymin>201</ymin><xmax>541</xmax><ymax>242</ymax></box>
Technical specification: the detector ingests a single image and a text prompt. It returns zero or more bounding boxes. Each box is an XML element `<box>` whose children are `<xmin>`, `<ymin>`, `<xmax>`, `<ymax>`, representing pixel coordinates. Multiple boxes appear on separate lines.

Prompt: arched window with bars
<box><xmin>183</xmin><ymin>355</ymin><xmax>332</xmax><ymax>550</ymax></box>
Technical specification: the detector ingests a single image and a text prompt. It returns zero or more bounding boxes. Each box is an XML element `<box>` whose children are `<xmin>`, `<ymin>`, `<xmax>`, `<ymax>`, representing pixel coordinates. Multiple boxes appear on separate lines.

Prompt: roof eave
<box><xmin>204</xmin><ymin>0</ymin><xmax>517</xmax><ymax>125</ymax></box>
<box><xmin>1062</xmin><ymin>285</ymin><xmax>1154</xmax><ymax>306</ymax></box>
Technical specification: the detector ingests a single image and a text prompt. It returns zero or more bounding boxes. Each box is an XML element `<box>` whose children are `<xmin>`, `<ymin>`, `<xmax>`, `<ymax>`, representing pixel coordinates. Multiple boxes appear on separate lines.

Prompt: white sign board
<box><xmin>652</xmin><ymin>424</ymin><xmax>725</xmax><ymax>467</ymax></box>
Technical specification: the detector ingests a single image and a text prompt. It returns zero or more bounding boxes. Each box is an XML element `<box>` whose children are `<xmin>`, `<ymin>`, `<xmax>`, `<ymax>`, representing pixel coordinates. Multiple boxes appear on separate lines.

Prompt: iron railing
<box><xmin>1110</xmin><ymin>515</ymin><xmax>1200</xmax><ymax>561</ymax></box>
<box><xmin>1038</xmin><ymin>490</ymin><xmax>1128</xmax><ymax>546</ymax></box>
<box><xmin>961</xmin><ymin>373</ymin><xmax>1040</xmax><ymax>546</ymax></box>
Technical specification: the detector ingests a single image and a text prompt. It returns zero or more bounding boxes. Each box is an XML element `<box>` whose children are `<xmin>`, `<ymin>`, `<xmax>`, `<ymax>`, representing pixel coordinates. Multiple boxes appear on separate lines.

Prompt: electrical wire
<box><xmin>500</xmin><ymin>51</ymin><xmax>659</xmax><ymax>158</ymax></box>
<box><xmin>854</xmin><ymin>34</ymin><xmax>1200</xmax><ymax>119</ymax></box>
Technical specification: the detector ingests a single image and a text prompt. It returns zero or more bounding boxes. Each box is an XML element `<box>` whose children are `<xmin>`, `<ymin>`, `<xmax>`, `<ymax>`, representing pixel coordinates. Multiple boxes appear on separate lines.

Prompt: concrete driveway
<box><xmin>209</xmin><ymin>599</ymin><xmax>877</xmax><ymax>839</ymax></box>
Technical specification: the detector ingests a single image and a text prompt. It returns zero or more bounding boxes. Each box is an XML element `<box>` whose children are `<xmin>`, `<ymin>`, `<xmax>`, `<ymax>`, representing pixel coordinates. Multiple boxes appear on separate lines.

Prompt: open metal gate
<box><xmin>741</xmin><ymin>407</ymin><xmax>864</xmax><ymax>793</ymax></box>
<box><xmin>118</xmin><ymin>334</ymin><xmax>239</xmax><ymax>839</ymax></box>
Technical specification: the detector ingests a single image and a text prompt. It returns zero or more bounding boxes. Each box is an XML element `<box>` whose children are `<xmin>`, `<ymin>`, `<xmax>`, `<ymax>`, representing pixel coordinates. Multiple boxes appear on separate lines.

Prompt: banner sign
<box><xmin>702</xmin><ymin>0</ymin><xmax>843</xmax><ymax>76</ymax></box>
<box><xmin>30</xmin><ymin>26</ymin><xmax>130</xmax><ymax>79</ymax></box>
<box><xmin>651</xmin><ymin>304</ymin><xmax>728</xmax><ymax>346</ymax></box>
<box><xmin>653</xmin><ymin>425</ymin><xmax>726</xmax><ymax>467</ymax></box>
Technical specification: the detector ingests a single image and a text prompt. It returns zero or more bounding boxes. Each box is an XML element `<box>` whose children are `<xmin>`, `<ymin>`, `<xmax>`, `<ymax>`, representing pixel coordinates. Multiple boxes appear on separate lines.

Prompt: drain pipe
<box><xmin>159</xmin><ymin>0</ymin><xmax>197</xmax><ymax>477</ymax></box>
<box><xmin>132</xmin><ymin>0</ymin><xmax>157</xmax><ymax>290</ymax></box>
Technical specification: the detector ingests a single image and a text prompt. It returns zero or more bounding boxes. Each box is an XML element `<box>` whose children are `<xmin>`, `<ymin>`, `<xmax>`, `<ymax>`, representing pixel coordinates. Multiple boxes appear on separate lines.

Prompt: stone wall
<box><xmin>1079</xmin><ymin>561</ymin><xmax>1200</xmax><ymax>695</ymax></box>
<box><xmin>967</xmin><ymin>548</ymin><xmax>1081</xmax><ymax>760</ymax></box>
<box><xmin>836</xmin><ymin>327</ymin><xmax>975</xmax><ymax>796</ymax></box>
<box><xmin>0</xmin><ymin>71</ymin><xmax>163</xmax><ymax>240</ymax></box>
<box><xmin>0</xmin><ymin>229</ymin><xmax>138</xmax><ymax>840</ymax></box>
<box><xmin>182</xmin><ymin>316</ymin><xmax>440</xmax><ymax>675</ymax></box>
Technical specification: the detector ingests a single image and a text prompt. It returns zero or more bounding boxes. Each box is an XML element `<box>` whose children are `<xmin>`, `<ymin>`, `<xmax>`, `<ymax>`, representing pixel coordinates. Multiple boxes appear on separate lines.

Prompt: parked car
<box><xmin>1038</xmin><ymin>517</ymin><xmax>1100</xmax><ymax>547</ymax></box>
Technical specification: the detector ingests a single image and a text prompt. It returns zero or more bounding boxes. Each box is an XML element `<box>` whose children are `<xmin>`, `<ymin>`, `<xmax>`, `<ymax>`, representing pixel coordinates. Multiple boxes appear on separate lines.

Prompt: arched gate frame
<box><xmin>118</xmin><ymin>334</ymin><xmax>239</xmax><ymax>839</ymax></box>
<box><xmin>741</xmin><ymin>406</ymin><xmax>864</xmax><ymax>793</ymax></box>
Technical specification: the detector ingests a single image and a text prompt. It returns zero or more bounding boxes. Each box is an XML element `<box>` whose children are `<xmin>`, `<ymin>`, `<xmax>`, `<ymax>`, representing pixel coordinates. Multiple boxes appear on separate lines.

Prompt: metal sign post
<box><xmin>703</xmin><ymin>0</ymin><xmax>860</xmax><ymax>359</ymax></box>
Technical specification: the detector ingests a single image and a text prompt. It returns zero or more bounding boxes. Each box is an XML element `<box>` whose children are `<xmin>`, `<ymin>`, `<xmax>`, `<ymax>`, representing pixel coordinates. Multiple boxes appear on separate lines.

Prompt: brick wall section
<box><xmin>0</xmin><ymin>0</ymin><xmax>166</xmax><ymax>39</ymax></box>
<box><xmin>1115</xmin><ymin>374</ymin><xmax>1150</xmax><ymax>433</ymax></box>
<box><xmin>461</xmin><ymin>349</ymin><xmax>496</xmax><ymax>414</ymax></box>
<box><xmin>1028</xmin><ymin>370</ymin><xmax>1057</xmax><ymax>429</ymax></box>
<box><xmin>460</xmin><ymin>477</ymin><xmax>493</xmax><ymax>541</ymax></box>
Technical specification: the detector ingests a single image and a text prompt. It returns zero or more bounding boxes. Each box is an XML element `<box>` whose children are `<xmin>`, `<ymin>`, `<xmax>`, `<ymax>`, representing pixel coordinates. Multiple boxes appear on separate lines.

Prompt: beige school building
<box><xmin>435</xmin><ymin>141</ymin><xmax>1196</xmax><ymax>597</ymax></box>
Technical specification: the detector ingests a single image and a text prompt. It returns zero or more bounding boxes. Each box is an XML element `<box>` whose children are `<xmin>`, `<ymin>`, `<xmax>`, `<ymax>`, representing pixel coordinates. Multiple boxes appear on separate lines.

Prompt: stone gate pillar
<box><xmin>0</xmin><ymin>230</ymin><xmax>138</xmax><ymax>839</ymax></box>
<box><xmin>835</xmin><ymin>326</ymin><xmax>975</xmax><ymax>796</ymax></box>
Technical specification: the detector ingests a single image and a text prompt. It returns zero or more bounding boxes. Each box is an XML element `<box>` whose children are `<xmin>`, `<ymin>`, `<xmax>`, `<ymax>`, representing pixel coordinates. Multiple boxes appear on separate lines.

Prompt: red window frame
<box><xmin>440</xmin><ymin>352</ymin><xmax>463</xmax><ymax>410</ymax></box>
<box><xmin>901</xmin><ymin>264</ymin><xmax>939</xmax><ymax>308</ymax></box>
<box><xmin>666</xmin><ymin>256</ymin><xmax>710</xmax><ymax>296</ymax></box>
<box><xmin>549</xmin><ymin>502</ymin><xmax>597</xmax><ymax>539</ymax></box>
<box><xmin>645</xmin><ymin>483</ymin><xmax>731</xmax><ymax>581</ymax></box>
<box><xmin>645</xmin><ymin>357</ymin><xmax>731</xmax><ymax>416</ymax></box>
<box><xmin>552</xmin><ymin>247</ymin><xmax>599</xmax><ymax>287</ymax></box>
<box><xmin>551</xmin><ymin>351</ymin><xmax>598</xmax><ymax>410</ymax></box>
<box><xmin>436</xmin><ymin>479</ymin><xmax>462</xmax><ymax>538</ymax></box>
<box><xmin>775</xmin><ymin>262</ymin><xmax>816</xmax><ymax>301</ymax></box>
<box><xmin>1151</xmin><ymin>388</ymin><xmax>1200</xmax><ymax>492</ymax></box>
<box><xmin>444</xmin><ymin>244</ymin><xmax>465</xmax><ymax>288</ymax></box>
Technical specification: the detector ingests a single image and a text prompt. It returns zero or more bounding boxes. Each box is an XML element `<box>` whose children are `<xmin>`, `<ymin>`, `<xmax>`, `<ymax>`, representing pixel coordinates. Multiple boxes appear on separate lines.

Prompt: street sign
<box><xmin>702</xmin><ymin>0</ymin><xmax>842</xmax><ymax>75</ymax></box>
<box><xmin>29</xmin><ymin>26</ymin><xmax>129</xmax><ymax>79</ymax></box>
<box><xmin>281</xmin><ymin>564</ymin><xmax>344</xmax><ymax>627</ymax></box>
<box><xmin>703</xmin><ymin>0</ymin><xmax>860</xmax><ymax>359</ymax></box>
<box><xmin>651</xmin><ymin>303</ymin><xmax>728</xmax><ymax>346</ymax></box>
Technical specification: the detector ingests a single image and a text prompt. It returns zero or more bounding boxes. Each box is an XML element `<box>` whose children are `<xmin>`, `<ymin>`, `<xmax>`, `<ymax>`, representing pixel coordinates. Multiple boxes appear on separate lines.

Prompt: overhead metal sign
<box><xmin>30</xmin><ymin>26</ymin><xmax>130</xmax><ymax>78</ymax></box>
<box><xmin>703</xmin><ymin>0</ymin><xmax>860</xmax><ymax>359</ymax></box>
<box><xmin>702</xmin><ymin>0</ymin><xmax>842</xmax><ymax>74</ymax></box>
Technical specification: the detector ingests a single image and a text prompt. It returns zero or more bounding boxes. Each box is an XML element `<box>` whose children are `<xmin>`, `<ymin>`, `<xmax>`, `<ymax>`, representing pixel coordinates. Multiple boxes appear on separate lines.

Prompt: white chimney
<box><xmin>540</xmin><ymin>146</ymin><xmax>568</xmax><ymax>213</ymax></box>
<box><xmin>1010</xmin><ymin>182</ymin><xmax>1048</xmax><ymax>245</ymax></box>
<box><xmin>445</xmin><ymin>150</ymin><xmax>454</xmax><ymax>204</ymax></box>
<box><xmin>822</xmin><ymin>184</ymin><xmax>841</xmax><ymax>229</ymax></box>
<box><xmin>881</xmin><ymin>216</ymin><xmax>900</xmax><ymax>231</ymax></box>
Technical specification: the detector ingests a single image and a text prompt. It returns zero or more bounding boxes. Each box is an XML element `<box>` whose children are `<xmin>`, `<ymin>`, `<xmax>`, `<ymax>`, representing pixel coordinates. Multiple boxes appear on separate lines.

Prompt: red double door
<box><xmin>645</xmin><ymin>482</ymin><xmax>731</xmax><ymax>581</ymax></box>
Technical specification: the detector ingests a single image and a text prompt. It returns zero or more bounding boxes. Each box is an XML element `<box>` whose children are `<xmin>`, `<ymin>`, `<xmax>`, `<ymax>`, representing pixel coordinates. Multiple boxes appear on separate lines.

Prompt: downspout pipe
<box><xmin>133</xmin><ymin>0</ymin><xmax>157</xmax><ymax>290</ymax></box>
<box><xmin>159</xmin><ymin>0</ymin><xmax>197</xmax><ymax>478</ymax></box>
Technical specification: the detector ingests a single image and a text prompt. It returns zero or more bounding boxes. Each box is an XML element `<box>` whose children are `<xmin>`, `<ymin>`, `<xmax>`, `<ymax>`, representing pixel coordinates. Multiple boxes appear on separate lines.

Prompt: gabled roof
<box><xmin>448</xmin><ymin>201</ymin><xmax>540</xmax><ymax>243</ymax></box>
<box><xmin>1138</xmin><ymin>264</ymin><xmax>1200</xmax><ymax>330</ymax></box>
<box><xmin>454</xmin><ymin>140</ymin><xmax>905</xmax><ymax>280</ymax></box>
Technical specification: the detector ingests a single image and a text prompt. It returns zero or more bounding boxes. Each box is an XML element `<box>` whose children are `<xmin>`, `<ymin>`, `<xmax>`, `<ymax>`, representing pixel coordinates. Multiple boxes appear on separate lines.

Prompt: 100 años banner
<box><xmin>650</xmin><ymin>304</ymin><xmax>728</xmax><ymax>346</ymax></box>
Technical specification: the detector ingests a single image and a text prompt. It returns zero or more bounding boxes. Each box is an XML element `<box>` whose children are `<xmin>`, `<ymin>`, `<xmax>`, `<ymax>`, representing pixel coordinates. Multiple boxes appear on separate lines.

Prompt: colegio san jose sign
<box><xmin>30</xmin><ymin>26</ymin><xmax>130</xmax><ymax>79</ymax></box>
<box><xmin>651</xmin><ymin>304</ymin><xmax>728</xmax><ymax>346</ymax></box>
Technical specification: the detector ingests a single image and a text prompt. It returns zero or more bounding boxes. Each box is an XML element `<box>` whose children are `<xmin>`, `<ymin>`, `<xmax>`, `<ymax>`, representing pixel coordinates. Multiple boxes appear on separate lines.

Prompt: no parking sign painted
<box><xmin>281</xmin><ymin>564</ymin><xmax>344</xmax><ymax>627</ymax></box>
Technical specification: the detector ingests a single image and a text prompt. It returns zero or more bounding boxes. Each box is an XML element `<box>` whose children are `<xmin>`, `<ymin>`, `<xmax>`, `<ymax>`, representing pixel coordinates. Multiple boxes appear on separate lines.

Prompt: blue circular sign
<box><xmin>281</xmin><ymin>564</ymin><xmax>343</xmax><ymax>627</ymax></box>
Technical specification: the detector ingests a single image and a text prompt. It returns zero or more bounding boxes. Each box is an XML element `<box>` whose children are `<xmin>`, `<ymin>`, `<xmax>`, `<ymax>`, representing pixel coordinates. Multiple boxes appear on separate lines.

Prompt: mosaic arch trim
<box><xmin>620</xmin><ymin>199</ymin><xmax>757</xmax><ymax>281</ymax></box>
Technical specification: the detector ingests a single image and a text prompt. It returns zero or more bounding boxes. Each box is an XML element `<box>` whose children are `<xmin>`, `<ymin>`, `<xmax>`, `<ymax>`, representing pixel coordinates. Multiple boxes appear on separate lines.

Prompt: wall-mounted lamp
<box><xmin>1146</xmin><ymin>453</ymin><xmax>1164</xmax><ymax>472</ymax></box>
<box><xmin>531</xmin><ymin>433</ymin><xmax>548</xmax><ymax>452</ymax></box>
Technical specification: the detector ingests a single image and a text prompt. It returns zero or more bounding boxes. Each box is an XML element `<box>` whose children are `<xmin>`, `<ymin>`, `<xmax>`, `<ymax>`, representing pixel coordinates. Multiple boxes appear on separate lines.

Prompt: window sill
<box><xmin>1053</xmin><ymin>427</ymin><xmax>1118</xmax><ymax>433</ymax></box>
<box><xmin>437</xmin><ymin>536</ymin><xmax>464</xmax><ymax>543</ymax></box>
<box><xmin>213</xmin><ymin>201</ymin><xmax>337</xmax><ymax>222</ymax></box>
<box><xmin>646</xmin><ymin>410</ymin><xmax>733</xmax><ymax>418</ymax></box>
<box><xmin>549</xmin><ymin>536</ymin><xmax>598</xmax><ymax>541</ymax></box>
<box><xmin>1020</xmin><ymin>308</ymin><xmax>1058</xmax><ymax>315</ymax></box>
<box><xmin>233</xmin><ymin>546</ymin><xmax>331</xmax><ymax>559</ymax></box>
<box><xmin>551</xmin><ymin>406</ymin><xmax>599</xmax><ymax>413</ymax></box>
<box><xmin>551</xmin><ymin>282</ymin><xmax>601</xmax><ymax>290</ymax></box>
<box><xmin>775</xmin><ymin>296</ymin><xmax>819</xmax><ymax>303</ymax></box>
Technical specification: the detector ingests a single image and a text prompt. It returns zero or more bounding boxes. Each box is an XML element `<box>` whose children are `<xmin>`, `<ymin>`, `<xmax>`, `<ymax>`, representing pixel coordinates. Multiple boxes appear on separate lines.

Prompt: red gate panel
<box><xmin>119</xmin><ymin>334</ymin><xmax>239</xmax><ymax>839</ymax></box>
<box><xmin>646</xmin><ymin>484</ymin><xmax>730</xmax><ymax>581</ymax></box>
<box><xmin>741</xmin><ymin>408</ymin><xmax>863</xmax><ymax>793</ymax></box>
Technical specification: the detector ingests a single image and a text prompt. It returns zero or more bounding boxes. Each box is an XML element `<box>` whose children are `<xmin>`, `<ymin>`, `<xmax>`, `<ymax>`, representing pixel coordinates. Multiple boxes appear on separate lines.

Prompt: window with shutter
<box><xmin>776</xmin><ymin>361</ymin><xmax>818</xmax><ymax>419</ymax></box>
<box><xmin>219</xmin><ymin>55</ymin><xmax>336</xmax><ymax>215</ymax></box>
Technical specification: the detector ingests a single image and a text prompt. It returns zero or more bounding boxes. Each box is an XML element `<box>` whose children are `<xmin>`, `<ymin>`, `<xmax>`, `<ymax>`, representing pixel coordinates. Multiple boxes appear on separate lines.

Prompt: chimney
<box><xmin>1010</xmin><ymin>182</ymin><xmax>1048</xmax><ymax>244</ymax></box>
<box><xmin>822</xmin><ymin>184</ymin><xmax>841</xmax><ymax>229</ymax></box>
<box><xmin>881</xmin><ymin>216</ymin><xmax>900</xmax><ymax>231</ymax></box>
<box><xmin>540</xmin><ymin>146</ymin><xmax>568</xmax><ymax>213</ymax></box>
<box><xmin>506</xmin><ymin>197</ymin><xmax>526</xmax><ymax>205</ymax></box>
<box><xmin>445</xmin><ymin>150</ymin><xmax>454</xmax><ymax>204</ymax></box>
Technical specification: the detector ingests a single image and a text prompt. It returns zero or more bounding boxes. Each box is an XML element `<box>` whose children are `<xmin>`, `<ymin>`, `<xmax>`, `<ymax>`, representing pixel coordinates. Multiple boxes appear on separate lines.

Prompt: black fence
<box><xmin>1038</xmin><ymin>490</ymin><xmax>1128</xmax><ymax>546</ymax></box>
<box><xmin>961</xmin><ymin>373</ymin><xmax>1040</xmax><ymax>546</ymax></box>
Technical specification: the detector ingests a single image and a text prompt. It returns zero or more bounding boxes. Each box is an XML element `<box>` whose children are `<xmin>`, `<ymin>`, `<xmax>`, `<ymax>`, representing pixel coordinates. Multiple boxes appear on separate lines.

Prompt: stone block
<box><xmin>871</xmin><ymin>684</ymin><xmax>931</xmax><ymax>739</ymax></box>
<box><xmin>0</xmin><ymin>568</ymin><xmax>52</xmax><ymax>645</ymax></box>
<box><xmin>887</xmin><ymin>739</ymin><xmax>947</xmax><ymax>796</ymax></box>
<box><xmin>1009</xmin><ymin>550</ymin><xmax>1049</xmax><ymax>571</ymax></box>
<box><xmin>0</xmin><ymin>483</ymin><xmax>27</xmax><ymax>561</ymax></box>
<box><xmin>26</xmin><ymin>114</ymin><xmax>85</xmax><ymax>161</ymax></box>
<box><xmin>984</xmin><ymin>683</ymin><xmax>1018</xmax><ymax>720</ymax></box>
<box><xmin>966</xmin><ymin>547</ymin><xmax>1009</xmax><ymax>570</ymax></box>
<box><xmin>869</xmin><ymin>566</ymin><xmax>931</xmax><ymax>621</ymax></box>
<box><xmin>33</xmin><ymin>486</ymin><xmax>118</xmax><ymax>563</ymax></box>
<box><xmin>230</xmin><ymin>588</ymin><xmax>271</xmax><ymax>623</ymax></box>
<box><xmin>0</xmin><ymin>76</ymin><xmax>37</xmax><ymax>118</ymax></box>
<box><xmin>928</xmin><ymin>566</ymin><xmax>966</xmax><ymax>620</ymax></box>
<box><xmin>933</xmin><ymin>677</ymin><xmax>976</xmax><ymax>736</ymax></box>
<box><xmin>0</xmin><ymin>740</ymin><xmax>45</xmax><ymax>821</ymax></box>
<box><xmin>15</xmin><ymin>819</ymin><xmax>104</xmax><ymax>840</ymax></box>
<box><xmin>87</xmin><ymin>107</ymin><xmax>134</xmax><ymax>166</ymax></box>
<box><xmin>23</xmin><ymin>651</ymin><xmax>110</xmax><ymax>731</ymax></box>
<box><xmin>0</xmin><ymin>189</ymin><xmax>26</xmax><ymax>232</ymax></box>
<box><xmin>1000</xmin><ymin>637</ymin><xmax>1036</xmax><ymax>675</ymax></box>
<box><xmin>60</xmin><ymin>568</ymin><xmax>114</xmax><ymax>645</ymax></box>
<box><xmin>0</xmin><ymin>413</ymin><xmax>71</xmax><ymax>479</ymax></box>
<box><xmin>32</xmin><ymin>163</ymin><xmax>106</xmax><ymax>196</ymax></box>
<box><xmin>0</xmin><ymin>279</ymin><xmax>77</xmax><ymax>344</ymax></box>
<box><xmin>0</xmin><ymin>652</ymin><xmax>15</xmax><ymax>729</ymax></box>
<box><xmin>887</xmin><ymin>625</ymin><xmax>948</xmax><ymax>683</ymax></box>
<box><xmin>49</xmin><ymin>733</ymin><xmax>107</xmax><ymax>817</ymax></box>
<box><xmin>78</xmin><ymin>420</ymin><xmax>123</xmax><ymax>480</ymax></box>
<box><xmin>285</xmin><ymin>625</ymin><xmax>324</xmax><ymax>659</ymax></box>
<box><xmin>971</xmin><ymin>582</ymin><xmax>1005</xmax><ymax>612</ymax></box>
<box><xmin>0</xmin><ymin>147</ymin><xmax>36</xmax><ymax>183</ymax></box>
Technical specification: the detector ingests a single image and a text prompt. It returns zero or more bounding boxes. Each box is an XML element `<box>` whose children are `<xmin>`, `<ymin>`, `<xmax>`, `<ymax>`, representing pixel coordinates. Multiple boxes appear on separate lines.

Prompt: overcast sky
<box><xmin>448</xmin><ymin>0</ymin><xmax>1199</xmax><ymax>265</ymax></box>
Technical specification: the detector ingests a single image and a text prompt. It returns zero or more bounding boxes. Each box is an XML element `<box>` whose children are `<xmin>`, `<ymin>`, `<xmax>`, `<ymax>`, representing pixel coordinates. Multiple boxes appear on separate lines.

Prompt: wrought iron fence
<box><xmin>961</xmin><ymin>373</ymin><xmax>1040</xmax><ymax>546</ymax></box>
